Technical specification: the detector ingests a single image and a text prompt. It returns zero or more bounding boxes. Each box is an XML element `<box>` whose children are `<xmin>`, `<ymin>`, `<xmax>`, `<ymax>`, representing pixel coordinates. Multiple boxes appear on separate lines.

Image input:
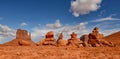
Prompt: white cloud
<box><xmin>0</xmin><ymin>24</ymin><xmax>15</xmax><ymax>41</ymax></box>
<box><xmin>31</xmin><ymin>22</ymin><xmax>89</xmax><ymax>42</ymax></box>
<box><xmin>70</xmin><ymin>0</ymin><xmax>102</xmax><ymax>17</ymax></box>
<box><xmin>20</xmin><ymin>22</ymin><xmax>27</xmax><ymax>26</ymax></box>
<box><xmin>46</xmin><ymin>19</ymin><xmax>62</xmax><ymax>28</ymax></box>
<box><xmin>92</xmin><ymin>15</ymin><xmax>120</xmax><ymax>22</ymax></box>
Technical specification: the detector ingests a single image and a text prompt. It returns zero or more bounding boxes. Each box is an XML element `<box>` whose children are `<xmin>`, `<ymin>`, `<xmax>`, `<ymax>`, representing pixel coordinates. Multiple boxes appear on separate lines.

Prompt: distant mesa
<box><xmin>3</xmin><ymin>29</ymin><xmax>36</xmax><ymax>46</ymax></box>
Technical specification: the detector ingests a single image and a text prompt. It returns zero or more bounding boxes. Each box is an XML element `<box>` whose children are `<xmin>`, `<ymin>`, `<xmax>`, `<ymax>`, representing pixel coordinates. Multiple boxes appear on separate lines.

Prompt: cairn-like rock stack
<box><xmin>37</xmin><ymin>31</ymin><xmax>56</xmax><ymax>46</ymax></box>
<box><xmin>67</xmin><ymin>32</ymin><xmax>83</xmax><ymax>47</ymax></box>
<box><xmin>57</xmin><ymin>33</ymin><xmax>68</xmax><ymax>47</ymax></box>
<box><xmin>88</xmin><ymin>27</ymin><xmax>114</xmax><ymax>47</ymax></box>
<box><xmin>3</xmin><ymin>29</ymin><xmax>36</xmax><ymax>46</ymax></box>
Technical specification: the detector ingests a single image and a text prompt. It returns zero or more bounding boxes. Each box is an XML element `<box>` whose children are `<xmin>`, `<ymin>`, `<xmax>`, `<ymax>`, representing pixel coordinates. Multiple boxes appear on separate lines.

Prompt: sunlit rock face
<box><xmin>88</xmin><ymin>27</ymin><xmax>114</xmax><ymax>47</ymax></box>
<box><xmin>37</xmin><ymin>31</ymin><xmax>56</xmax><ymax>46</ymax></box>
<box><xmin>57</xmin><ymin>33</ymin><xmax>68</xmax><ymax>47</ymax></box>
<box><xmin>3</xmin><ymin>29</ymin><xmax>36</xmax><ymax>46</ymax></box>
<box><xmin>67</xmin><ymin>32</ymin><xmax>83</xmax><ymax>47</ymax></box>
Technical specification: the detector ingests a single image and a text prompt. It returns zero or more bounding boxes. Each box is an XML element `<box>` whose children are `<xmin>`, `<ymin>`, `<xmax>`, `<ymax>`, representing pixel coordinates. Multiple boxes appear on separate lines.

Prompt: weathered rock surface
<box><xmin>57</xmin><ymin>33</ymin><xmax>68</xmax><ymax>47</ymax></box>
<box><xmin>37</xmin><ymin>31</ymin><xmax>56</xmax><ymax>46</ymax></box>
<box><xmin>67</xmin><ymin>32</ymin><xmax>83</xmax><ymax>47</ymax></box>
<box><xmin>88</xmin><ymin>27</ymin><xmax>114</xmax><ymax>47</ymax></box>
<box><xmin>3</xmin><ymin>29</ymin><xmax>36</xmax><ymax>46</ymax></box>
<box><xmin>80</xmin><ymin>35</ymin><xmax>89</xmax><ymax>47</ymax></box>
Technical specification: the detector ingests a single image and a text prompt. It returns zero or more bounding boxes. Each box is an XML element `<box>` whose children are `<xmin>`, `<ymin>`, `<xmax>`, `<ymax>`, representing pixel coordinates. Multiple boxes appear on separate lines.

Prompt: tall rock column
<box><xmin>57</xmin><ymin>33</ymin><xmax>68</xmax><ymax>47</ymax></box>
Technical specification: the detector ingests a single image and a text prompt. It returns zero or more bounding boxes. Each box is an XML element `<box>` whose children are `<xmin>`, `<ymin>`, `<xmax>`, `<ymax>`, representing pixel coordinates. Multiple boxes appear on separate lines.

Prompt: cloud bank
<box><xmin>70</xmin><ymin>0</ymin><xmax>102</xmax><ymax>17</ymax></box>
<box><xmin>46</xmin><ymin>19</ymin><xmax>62</xmax><ymax>28</ymax></box>
<box><xmin>0</xmin><ymin>24</ymin><xmax>15</xmax><ymax>42</ymax></box>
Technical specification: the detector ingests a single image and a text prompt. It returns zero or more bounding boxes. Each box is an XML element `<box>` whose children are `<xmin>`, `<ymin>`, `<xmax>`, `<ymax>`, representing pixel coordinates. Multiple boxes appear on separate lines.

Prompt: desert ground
<box><xmin>0</xmin><ymin>46</ymin><xmax>120</xmax><ymax>59</ymax></box>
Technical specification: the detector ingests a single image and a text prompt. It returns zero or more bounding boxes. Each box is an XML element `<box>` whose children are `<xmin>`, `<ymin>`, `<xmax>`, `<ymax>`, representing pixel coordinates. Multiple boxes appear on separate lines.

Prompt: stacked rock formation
<box><xmin>67</xmin><ymin>32</ymin><xmax>83</xmax><ymax>47</ymax></box>
<box><xmin>57</xmin><ymin>33</ymin><xmax>68</xmax><ymax>47</ymax></box>
<box><xmin>88</xmin><ymin>27</ymin><xmax>114</xmax><ymax>47</ymax></box>
<box><xmin>37</xmin><ymin>31</ymin><xmax>56</xmax><ymax>46</ymax></box>
<box><xmin>3</xmin><ymin>29</ymin><xmax>36</xmax><ymax>46</ymax></box>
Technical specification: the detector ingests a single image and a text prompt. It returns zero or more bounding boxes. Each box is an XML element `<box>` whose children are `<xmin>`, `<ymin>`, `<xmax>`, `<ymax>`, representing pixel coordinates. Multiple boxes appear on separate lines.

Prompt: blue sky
<box><xmin>0</xmin><ymin>0</ymin><xmax>120</xmax><ymax>43</ymax></box>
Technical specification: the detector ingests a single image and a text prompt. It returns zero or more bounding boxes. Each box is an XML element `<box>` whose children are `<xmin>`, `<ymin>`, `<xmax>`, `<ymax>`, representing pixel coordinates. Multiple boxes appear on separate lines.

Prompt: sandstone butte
<box><xmin>2</xmin><ymin>29</ymin><xmax>36</xmax><ymax>46</ymax></box>
<box><xmin>1</xmin><ymin>27</ymin><xmax>119</xmax><ymax>47</ymax></box>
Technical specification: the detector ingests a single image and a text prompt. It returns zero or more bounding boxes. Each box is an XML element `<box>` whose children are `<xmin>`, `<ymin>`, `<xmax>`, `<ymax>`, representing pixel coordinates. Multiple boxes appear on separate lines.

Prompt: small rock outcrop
<box><xmin>80</xmin><ymin>35</ymin><xmax>89</xmax><ymax>47</ymax></box>
<box><xmin>37</xmin><ymin>31</ymin><xmax>56</xmax><ymax>46</ymax></box>
<box><xmin>67</xmin><ymin>32</ymin><xmax>83</xmax><ymax>47</ymax></box>
<box><xmin>57</xmin><ymin>33</ymin><xmax>68</xmax><ymax>47</ymax></box>
<box><xmin>3</xmin><ymin>29</ymin><xmax>36</xmax><ymax>46</ymax></box>
<box><xmin>88</xmin><ymin>27</ymin><xmax>114</xmax><ymax>47</ymax></box>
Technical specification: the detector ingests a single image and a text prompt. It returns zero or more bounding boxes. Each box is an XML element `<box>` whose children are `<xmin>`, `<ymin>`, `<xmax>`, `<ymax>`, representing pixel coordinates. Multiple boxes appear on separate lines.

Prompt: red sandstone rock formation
<box><xmin>57</xmin><ymin>33</ymin><xmax>68</xmax><ymax>47</ymax></box>
<box><xmin>67</xmin><ymin>32</ymin><xmax>83</xmax><ymax>47</ymax></box>
<box><xmin>88</xmin><ymin>27</ymin><xmax>114</xmax><ymax>47</ymax></box>
<box><xmin>3</xmin><ymin>29</ymin><xmax>36</xmax><ymax>46</ymax></box>
<box><xmin>37</xmin><ymin>31</ymin><xmax>56</xmax><ymax>46</ymax></box>
<box><xmin>80</xmin><ymin>35</ymin><xmax>89</xmax><ymax>47</ymax></box>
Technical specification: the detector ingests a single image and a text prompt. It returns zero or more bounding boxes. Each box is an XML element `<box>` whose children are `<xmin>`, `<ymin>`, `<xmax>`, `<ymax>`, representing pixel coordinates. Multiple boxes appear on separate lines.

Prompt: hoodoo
<box><xmin>57</xmin><ymin>33</ymin><xmax>68</xmax><ymax>47</ymax></box>
<box><xmin>67</xmin><ymin>32</ymin><xmax>83</xmax><ymax>47</ymax></box>
<box><xmin>37</xmin><ymin>31</ymin><xmax>56</xmax><ymax>46</ymax></box>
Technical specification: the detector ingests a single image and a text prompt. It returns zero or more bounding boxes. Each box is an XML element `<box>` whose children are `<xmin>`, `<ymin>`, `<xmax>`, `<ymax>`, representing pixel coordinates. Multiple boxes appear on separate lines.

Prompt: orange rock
<box><xmin>57</xmin><ymin>33</ymin><xmax>68</xmax><ymax>47</ymax></box>
<box><xmin>3</xmin><ymin>29</ymin><xmax>36</xmax><ymax>46</ymax></box>
<box><xmin>19</xmin><ymin>39</ymin><xmax>30</xmax><ymax>46</ymax></box>
<box><xmin>88</xmin><ymin>27</ymin><xmax>114</xmax><ymax>47</ymax></box>
<box><xmin>67</xmin><ymin>32</ymin><xmax>83</xmax><ymax>47</ymax></box>
<box><xmin>37</xmin><ymin>31</ymin><xmax>56</xmax><ymax>46</ymax></box>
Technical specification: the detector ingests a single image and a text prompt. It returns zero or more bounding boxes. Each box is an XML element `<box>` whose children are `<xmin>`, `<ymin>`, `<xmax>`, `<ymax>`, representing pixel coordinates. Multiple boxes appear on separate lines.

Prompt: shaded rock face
<box><xmin>88</xmin><ymin>27</ymin><xmax>114</xmax><ymax>47</ymax></box>
<box><xmin>80</xmin><ymin>35</ymin><xmax>89</xmax><ymax>47</ymax></box>
<box><xmin>37</xmin><ymin>31</ymin><xmax>56</xmax><ymax>46</ymax></box>
<box><xmin>57</xmin><ymin>33</ymin><xmax>68</xmax><ymax>47</ymax></box>
<box><xmin>67</xmin><ymin>32</ymin><xmax>83</xmax><ymax>47</ymax></box>
<box><xmin>3</xmin><ymin>29</ymin><xmax>36</xmax><ymax>46</ymax></box>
